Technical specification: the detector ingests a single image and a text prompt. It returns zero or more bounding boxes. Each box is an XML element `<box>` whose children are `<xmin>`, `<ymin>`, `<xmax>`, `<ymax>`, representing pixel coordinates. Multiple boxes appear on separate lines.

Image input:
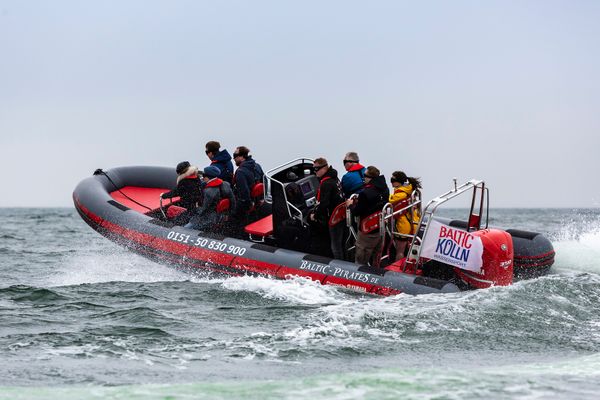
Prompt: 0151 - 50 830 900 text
<box><xmin>166</xmin><ymin>231</ymin><xmax>247</xmax><ymax>256</ymax></box>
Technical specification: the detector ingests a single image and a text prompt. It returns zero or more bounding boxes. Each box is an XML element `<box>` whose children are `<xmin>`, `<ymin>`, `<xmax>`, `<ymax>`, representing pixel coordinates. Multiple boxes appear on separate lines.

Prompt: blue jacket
<box><xmin>341</xmin><ymin>164</ymin><xmax>366</xmax><ymax>198</ymax></box>
<box><xmin>210</xmin><ymin>149</ymin><xmax>234</xmax><ymax>183</ymax></box>
<box><xmin>233</xmin><ymin>157</ymin><xmax>264</xmax><ymax>215</ymax></box>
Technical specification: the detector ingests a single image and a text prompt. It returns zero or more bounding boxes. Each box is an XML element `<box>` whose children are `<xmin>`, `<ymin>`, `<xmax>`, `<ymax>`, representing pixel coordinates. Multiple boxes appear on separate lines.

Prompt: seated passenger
<box><xmin>309</xmin><ymin>158</ymin><xmax>345</xmax><ymax>259</ymax></box>
<box><xmin>341</xmin><ymin>151</ymin><xmax>366</xmax><ymax>198</ymax></box>
<box><xmin>346</xmin><ymin>166</ymin><xmax>389</xmax><ymax>265</ymax></box>
<box><xmin>205</xmin><ymin>140</ymin><xmax>234</xmax><ymax>183</ymax></box>
<box><xmin>161</xmin><ymin>161</ymin><xmax>202</xmax><ymax>225</ymax></box>
<box><xmin>185</xmin><ymin>166</ymin><xmax>235</xmax><ymax>232</ymax></box>
<box><xmin>232</xmin><ymin>146</ymin><xmax>265</xmax><ymax>221</ymax></box>
<box><xmin>389</xmin><ymin>171</ymin><xmax>422</xmax><ymax>260</ymax></box>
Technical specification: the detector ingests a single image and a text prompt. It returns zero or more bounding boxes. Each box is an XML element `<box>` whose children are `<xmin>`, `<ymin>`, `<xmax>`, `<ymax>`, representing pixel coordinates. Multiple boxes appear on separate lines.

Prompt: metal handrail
<box><xmin>405</xmin><ymin>179</ymin><xmax>487</xmax><ymax>270</ymax></box>
<box><xmin>159</xmin><ymin>197</ymin><xmax>168</xmax><ymax>219</ymax></box>
<box><xmin>159</xmin><ymin>195</ymin><xmax>175</xmax><ymax>220</ymax></box>
<box><xmin>377</xmin><ymin>190</ymin><xmax>422</xmax><ymax>265</ymax></box>
<box><xmin>345</xmin><ymin>194</ymin><xmax>359</xmax><ymax>252</ymax></box>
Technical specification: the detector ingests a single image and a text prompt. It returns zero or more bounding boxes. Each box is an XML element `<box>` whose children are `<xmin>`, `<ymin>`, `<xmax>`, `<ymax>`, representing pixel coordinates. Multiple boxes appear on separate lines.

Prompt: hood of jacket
<box><xmin>371</xmin><ymin>175</ymin><xmax>389</xmax><ymax>194</ymax></box>
<box><xmin>347</xmin><ymin>163</ymin><xmax>365</xmax><ymax>173</ymax></box>
<box><xmin>212</xmin><ymin>149</ymin><xmax>232</xmax><ymax>163</ymax></box>
<box><xmin>177</xmin><ymin>166</ymin><xmax>199</xmax><ymax>184</ymax></box>
<box><xmin>395</xmin><ymin>183</ymin><xmax>413</xmax><ymax>195</ymax></box>
<box><xmin>322</xmin><ymin>166</ymin><xmax>339</xmax><ymax>181</ymax></box>
<box><xmin>206</xmin><ymin>178</ymin><xmax>223</xmax><ymax>188</ymax></box>
<box><xmin>239</xmin><ymin>156</ymin><xmax>257</xmax><ymax>171</ymax></box>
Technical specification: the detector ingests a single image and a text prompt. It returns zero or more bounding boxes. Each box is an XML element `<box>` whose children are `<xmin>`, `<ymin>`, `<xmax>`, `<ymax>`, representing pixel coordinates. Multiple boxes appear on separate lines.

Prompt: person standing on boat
<box><xmin>346</xmin><ymin>166</ymin><xmax>389</xmax><ymax>265</ymax></box>
<box><xmin>185</xmin><ymin>166</ymin><xmax>235</xmax><ymax>232</ymax></box>
<box><xmin>341</xmin><ymin>152</ymin><xmax>366</xmax><ymax>198</ymax></box>
<box><xmin>389</xmin><ymin>171</ymin><xmax>422</xmax><ymax>260</ymax></box>
<box><xmin>232</xmin><ymin>146</ymin><xmax>265</xmax><ymax>224</ymax></box>
<box><xmin>309</xmin><ymin>158</ymin><xmax>345</xmax><ymax>259</ymax></box>
<box><xmin>161</xmin><ymin>161</ymin><xmax>202</xmax><ymax>225</ymax></box>
<box><xmin>205</xmin><ymin>141</ymin><xmax>234</xmax><ymax>183</ymax></box>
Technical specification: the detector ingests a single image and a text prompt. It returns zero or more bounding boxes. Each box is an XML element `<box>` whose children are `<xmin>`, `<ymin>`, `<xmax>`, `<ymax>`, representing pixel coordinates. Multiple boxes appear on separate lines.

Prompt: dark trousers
<box><xmin>355</xmin><ymin>231</ymin><xmax>382</xmax><ymax>265</ymax></box>
<box><xmin>329</xmin><ymin>222</ymin><xmax>345</xmax><ymax>260</ymax></box>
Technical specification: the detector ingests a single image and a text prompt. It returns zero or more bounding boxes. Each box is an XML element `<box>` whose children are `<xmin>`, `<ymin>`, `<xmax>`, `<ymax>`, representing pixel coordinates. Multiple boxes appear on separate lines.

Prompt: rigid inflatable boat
<box><xmin>73</xmin><ymin>159</ymin><xmax>555</xmax><ymax>296</ymax></box>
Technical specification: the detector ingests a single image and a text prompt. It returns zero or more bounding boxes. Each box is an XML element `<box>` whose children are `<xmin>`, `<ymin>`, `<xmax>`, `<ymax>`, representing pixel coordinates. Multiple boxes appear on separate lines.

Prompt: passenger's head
<box><xmin>203</xmin><ymin>165</ymin><xmax>221</xmax><ymax>180</ymax></box>
<box><xmin>176</xmin><ymin>161</ymin><xmax>191</xmax><ymax>175</ymax></box>
<box><xmin>391</xmin><ymin>171</ymin><xmax>422</xmax><ymax>190</ymax></box>
<box><xmin>391</xmin><ymin>171</ymin><xmax>407</xmax><ymax>187</ymax></box>
<box><xmin>364</xmin><ymin>166</ymin><xmax>380</xmax><ymax>184</ymax></box>
<box><xmin>205</xmin><ymin>141</ymin><xmax>221</xmax><ymax>159</ymax></box>
<box><xmin>343</xmin><ymin>152</ymin><xmax>360</xmax><ymax>171</ymax></box>
<box><xmin>313</xmin><ymin>157</ymin><xmax>329</xmax><ymax>178</ymax></box>
<box><xmin>233</xmin><ymin>146</ymin><xmax>250</xmax><ymax>166</ymax></box>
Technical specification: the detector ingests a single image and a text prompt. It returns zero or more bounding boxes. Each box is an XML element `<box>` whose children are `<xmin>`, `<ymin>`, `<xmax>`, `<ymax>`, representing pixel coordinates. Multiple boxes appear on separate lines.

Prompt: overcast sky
<box><xmin>1</xmin><ymin>0</ymin><xmax>598</xmax><ymax>207</ymax></box>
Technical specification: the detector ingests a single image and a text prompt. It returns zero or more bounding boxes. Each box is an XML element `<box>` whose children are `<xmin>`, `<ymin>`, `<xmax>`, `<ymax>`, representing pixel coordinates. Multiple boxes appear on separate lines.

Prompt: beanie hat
<box><xmin>176</xmin><ymin>161</ymin><xmax>191</xmax><ymax>175</ymax></box>
<box><xmin>203</xmin><ymin>165</ymin><xmax>221</xmax><ymax>178</ymax></box>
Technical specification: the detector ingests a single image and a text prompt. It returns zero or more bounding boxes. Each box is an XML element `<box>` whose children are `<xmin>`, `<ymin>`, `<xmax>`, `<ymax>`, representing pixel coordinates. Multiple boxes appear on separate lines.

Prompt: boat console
<box><xmin>293</xmin><ymin>174</ymin><xmax>320</xmax><ymax>209</ymax></box>
<box><xmin>264</xmin><ymin>158</ymin><xmax>319</xmax><ymax>224</ymax></box>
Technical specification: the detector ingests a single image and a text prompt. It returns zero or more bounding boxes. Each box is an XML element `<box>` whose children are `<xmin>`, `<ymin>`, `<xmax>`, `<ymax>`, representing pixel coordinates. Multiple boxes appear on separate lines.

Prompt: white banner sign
<box><xmin>420</xmin><ymin>220</ymin><xmax>483</xmax><ymax>273</ymax></box>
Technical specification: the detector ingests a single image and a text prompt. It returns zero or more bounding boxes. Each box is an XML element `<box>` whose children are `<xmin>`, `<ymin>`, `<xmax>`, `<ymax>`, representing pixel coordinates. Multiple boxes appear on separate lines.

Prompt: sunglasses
<box><xmin>343</xmin><ymin>159</ymin><xmax>357</xmax><ymax>164</ymax></box>
<box><xmin>313</xmin><ymin>164</ymin><xmax>327</xmax><ymax>172</ymax></box>
<box><xmin>205</xmin><ymin>150</ymin><xmax>211</xmax><ymax>155</ymax></box>
<box><xmin>233</xmin><ymin>153</ymin><xmax>241</xmax><ymax>158</ymax></box>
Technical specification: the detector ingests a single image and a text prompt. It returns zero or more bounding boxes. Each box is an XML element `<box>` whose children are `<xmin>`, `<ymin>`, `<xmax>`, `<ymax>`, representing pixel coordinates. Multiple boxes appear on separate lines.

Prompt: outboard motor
<box><xmin>454</xmin><ymin>229</ymin><xmax>513</xmax><ymax>288</ymax></box>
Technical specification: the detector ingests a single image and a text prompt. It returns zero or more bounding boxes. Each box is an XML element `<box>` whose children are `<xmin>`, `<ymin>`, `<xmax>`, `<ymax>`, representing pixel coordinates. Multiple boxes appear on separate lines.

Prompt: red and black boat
<box><xmin>73</xmin><ymin>158</ymin><xmax>555</xmax><ymax>296</ymax></box>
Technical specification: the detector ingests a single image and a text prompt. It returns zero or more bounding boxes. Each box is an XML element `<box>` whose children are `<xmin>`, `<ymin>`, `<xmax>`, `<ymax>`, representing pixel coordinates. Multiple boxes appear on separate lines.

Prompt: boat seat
<box><xmin>109</xmin><ymin>186</ymin><xmax>179</xmax><ymax>214</ymax></box>
<box><xmin>250</xmin><ymin>182</ymin><xmax>264</xmax><ymax>200</ymax></box>
<box><xmin>248</xmin><ymin>182</ymin><xmax>265</xmax><ymax>214</ymax></box>
<box><xmin>216</xmin><ymin>198</ymin><xmax>231</xmax><ymax>214</ymax></box>
<box><xmin>167</xmin><ymin>205</ymin><xmax>187</xmax><ymax>219</ymax></box>
<box><xmin>244</xmin><ymin>214</ymin><xmax>273</xmax><ymax>240</ymax></box>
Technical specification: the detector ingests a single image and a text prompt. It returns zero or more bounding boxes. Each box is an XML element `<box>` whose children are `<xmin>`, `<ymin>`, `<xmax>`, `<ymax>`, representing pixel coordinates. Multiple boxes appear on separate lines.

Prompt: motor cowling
<box><xmin>454</xmin><ymin>229</ymin><xmax>513</xmax><ymax>289</ymax></box>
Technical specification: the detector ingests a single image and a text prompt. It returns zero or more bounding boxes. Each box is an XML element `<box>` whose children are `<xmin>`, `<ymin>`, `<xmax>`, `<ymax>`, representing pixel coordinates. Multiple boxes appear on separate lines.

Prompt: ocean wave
<box><xmin>0</xmin><ymin>234</ymin><xmax>25</xmax><ymax>241</ymax></box>
<box><xmin>220</xmin><ymin>274</ymin><xmax>600</xmax><ymax>357</ymax></box>
<box><xmin>94</xmin><ymin>306</ymin><xmax>181</xmax><ymax>327</ymax></box>
<box><xmin>0</xmin><ymin>286</ymin><xmax>70</xmax><ymax>303</ymax></box>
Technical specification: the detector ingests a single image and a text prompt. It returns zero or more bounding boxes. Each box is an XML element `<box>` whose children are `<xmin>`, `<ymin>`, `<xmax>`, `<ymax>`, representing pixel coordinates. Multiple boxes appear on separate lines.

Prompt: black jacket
<box><xmin>162</xmin><ymin>176</ymin><xmax>202</xmax><ymax>210</ymax></box>
<box><xmin>351</xmin><ymin>175</ymin><xmax>389</xmax><ymax>219</ymax></box>
<box><xmin>313</xmin><ymin>167</ymin><xmax>343</xmax><ymax>225</ymax></box>
<box><xmin>233</xmin><ymin>157</ymin><xmax>264</xmax><ymax>214</ymax></box>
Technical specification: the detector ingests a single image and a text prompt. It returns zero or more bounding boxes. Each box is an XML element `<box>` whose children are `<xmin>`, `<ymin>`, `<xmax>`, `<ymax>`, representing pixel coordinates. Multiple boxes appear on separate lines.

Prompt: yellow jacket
<box><xmin>389</xmin><ymin>184</ymin><xmax>420</xmax><ymax>235</ymax></box>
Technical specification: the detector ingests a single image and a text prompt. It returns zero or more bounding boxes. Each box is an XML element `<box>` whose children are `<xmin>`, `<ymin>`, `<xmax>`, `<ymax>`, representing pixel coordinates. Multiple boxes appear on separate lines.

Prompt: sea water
<box><xmin>1</xmin><ymin>208</ymin><xmax>599</xmax><ymax>399</ymax></box>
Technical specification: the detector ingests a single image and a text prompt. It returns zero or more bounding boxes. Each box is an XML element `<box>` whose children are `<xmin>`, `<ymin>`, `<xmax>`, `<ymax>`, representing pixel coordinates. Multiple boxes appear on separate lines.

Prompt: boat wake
<box><xmin>51</xmin><ymin>247</ymin><xmax>190</xmax><ymax>287</ymax></box>
<box><xmin>220</xmin><ymin>275</ymin><xmax>343</xmax><ymax>305</ymax></box>
<box><xmin>552</xmin><ymin>218</ymin><xmax>600</xmax><ymax>274</ymax></box>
